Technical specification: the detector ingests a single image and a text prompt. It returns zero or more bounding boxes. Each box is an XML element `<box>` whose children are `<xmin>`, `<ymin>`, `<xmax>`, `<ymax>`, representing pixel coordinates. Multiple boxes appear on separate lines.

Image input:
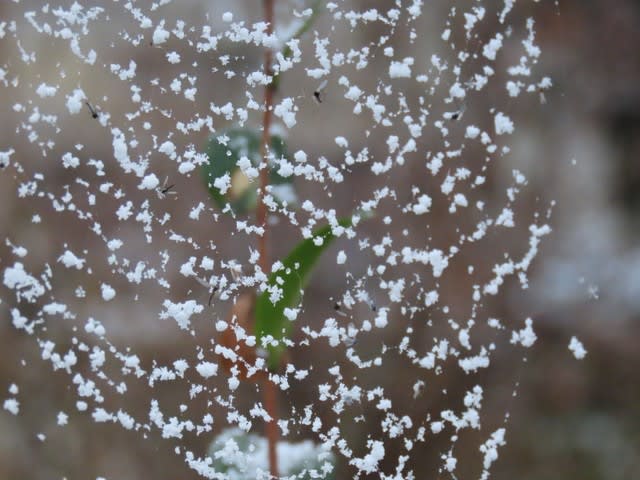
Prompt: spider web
<box><xmin>0</xmin><ymin>1</ymin><xmax>554</xmax><ymax>478</ymax></box>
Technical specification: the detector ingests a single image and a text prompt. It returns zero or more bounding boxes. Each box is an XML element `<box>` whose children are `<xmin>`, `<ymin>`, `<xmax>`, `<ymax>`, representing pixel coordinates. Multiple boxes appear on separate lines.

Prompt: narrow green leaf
<box><xmin>255</xmin><ymin>217</ymin><xmax>352</xmax><ymax>370</ymax></box>
<box><xmin>272</xmin><ymin>0</ymin><xmax>325</xmax><ymax>91</ymax></box>
<box><xmin>282</xmin><ymin>0</ymin><xmax>324</xmax><ymax>58</ymax></box>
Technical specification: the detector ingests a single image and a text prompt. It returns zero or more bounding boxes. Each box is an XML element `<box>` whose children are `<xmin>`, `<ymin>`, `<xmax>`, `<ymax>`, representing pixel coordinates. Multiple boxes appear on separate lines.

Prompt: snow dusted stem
<box><xmin>258</xmin><ymin>0</ymin><xmax>275</xmax><ymax>253</ymax></box>
<box><xmin>259</xmin><ymin>0</ymin><xmax>280</xmax><ymax>478</ymax></box>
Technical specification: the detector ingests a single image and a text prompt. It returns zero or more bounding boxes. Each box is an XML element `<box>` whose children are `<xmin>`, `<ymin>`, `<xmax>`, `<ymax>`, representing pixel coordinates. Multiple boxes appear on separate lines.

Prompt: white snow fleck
<box><xmin>294</xmin><ymin>150</ymin><xmax>307</xmax><ymax>163</ymax></box>
<box><xmin>215</xmin><ymin>320</ymin><xmax>228</xmax><ymax>332</ymax></box>
<box><xmin>57</xmin><ymin>412</ymin><xmax>68</xmax><ymax>426</ymax></box>
<box><xmin>419</xmin><ymin>353</ymin><xmax>435</xmax><ymax>369</ymax></box>
<box><xmin>465</xmin><ymin>125</ymin><xmax>480</xmax><ymax>139</ymax></box>
<box><xmin>494</xmin><ymin>112</ymin><xmax>514</xmax><ymax>135</ymax></box>
<box><xmin>412</xmin><ymin>194</ymin><xmax>432</xmax><ymax>215</ymax></box>
<box><xmin>510</xmin><ymin>318</ymin><xmax>537</xmax><ymax>348</ymax></box>
<box><xmin>58</xmin><ymin>250</ymin><xmax>86</xmax><ymax>270</ymax></box>
<box><xmin>228</xmin><ymin>376</ymin><xmax>240</xmax><ymax>390</ymax></box>
<box><xmin>196</xmin><ymin>361</ymin><xmax>218</xmax><ymax>379</ymax></box>
<box><xmin>3</xmin><ymin>398</ymin><xmax>19</xmax><ymax>415</ymax></box>
<box><xmin>569</xmin><ymin>336</ymin><xmax>587</xmax><ymax>359</ymax></box>
<box><xmin>101</xmin><ymin>284</ymin><xmax>116</xmax><ymax>301</ymax></box>
<box><xmin>152</xmin><ymin>22</ymin><xmax>170</xmax><ymax>44</ymax></box>
<box><xmin>479</xmin><ymin>428</ymin><xmax>506</xmax><ymax>473</ymax></box>
<box><xmin>389</xmin><ymin>57</ymin><xmax>414</xmax><ymax>78</ymax></box>
<box><xmin>483</xmin><ymin>33</ymin><xmax>504</xmax><ymax>60</ymax></box>
<box><xmin>166</xmin><ymin>51</ymin><xmax>181</xmax><ymax>64</ymax></box>
<box><xmin>3</xmin><ymin>262</ymin><xmax>46</xmax><ymax>302</ymax></box>
<box><xmin>61</xmin><ymin>152</ymin><xmax>80</xmax><ymax>169</ymax></box>
<box><xmin>213</xmin><ymin>174</ymin><xmax>231</xmax><ymax>195</ymax></box>
<box><xmin>334</xmin><ymin>137</ymin><xmax>348</xmax><ymax>150</ymax></box>
<box><xmin>449</xmin><ymin>82</ymin><xmax>466</xmax><ymax>99</ymax></box>
<box><xmin>496</xmin><ymin>207</ymin><xmax>514</xmax><ymax>227</ymax></box>
<box><xmin>65</xmin><ymin>89</ymin><xmax>85</xmax><ymax>114</ymax></box>
<box><xmin>454</xmin><ymin>193</ymin><xmax>468</xmax><ymax>208</ymax></box>
<box><xmin>158</xmin><ymin>140</ymin><xmax>176</xmax><ymax>158</ymax></box>
<box><xmin>350</xmin><ymin>440</ymin><xmax>385</xmax><ymax>474</ymax></box>
<box><xmin>36</xmin><ymin>83</ymin><xmax>57</xmax><ymax>98</ymax></box>
<box><xmin>273</xmin><ymin>97</ymin><xmax>298</xmax><ymax>128</ymax></box>
<box><xmin>160</xmin><ymin>300</ymin><xmax>204</xmax><ymax>330</ymax></box>
<box><xmin>139</xmin><ymin>173</ymin><xmax>160</xmax><ymax>190</ymax></box>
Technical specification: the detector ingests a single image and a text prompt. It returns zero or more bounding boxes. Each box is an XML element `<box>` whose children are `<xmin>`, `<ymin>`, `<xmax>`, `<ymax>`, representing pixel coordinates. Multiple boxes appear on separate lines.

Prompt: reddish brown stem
<box><xmin>257</xmin><ymin>0</ymin><xmax>275</xmax><ymax>272</ymax></box>
<box><xmin>259</xmin><ymin>0</ymin><xmax>279</xmax><ymax>478</ymax></box>
<box><xmin>263</xmin><ymin>376</ymin><xmax>279</xmax><ymax>478</ymax></box>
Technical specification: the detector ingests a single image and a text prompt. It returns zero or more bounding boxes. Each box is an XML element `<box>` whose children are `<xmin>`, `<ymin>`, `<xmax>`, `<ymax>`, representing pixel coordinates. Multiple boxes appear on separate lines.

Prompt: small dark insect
<box><xmin>195</xmin><ymin>276</ymin><xmax>219</xmax><ymax>306</ymax></box>
<box><xmin>161</xmin><ymin>183</ymin><xmax>175</xmax><ymax>195</ymax></box>
<box><xmin>208</xmin><ymin>286</ymin><xmax>220</xmax><ymax>306</ymax></box>
<box><xmin>333</xmin><ymin>301</ymin><xmax>348</xmax><ymax>317</ymax></box>
<box><xmin>156</xmin><ymin>176</ymin><xmax>177</xmax><ymax>199</ymax></box>
<box><xmin>85</xmin><ymin>101</ymin><xmax>99</xmax><ymax>119</ymax></box>
<box><xmin>448</xmin><ymin>103</ymin><xmax>466</xmax><ymax>121</ymax></box>
<box><xmin>313</xmin><ymin>79</ymin><xmax>328</xmax><ymax>103</ymax></box>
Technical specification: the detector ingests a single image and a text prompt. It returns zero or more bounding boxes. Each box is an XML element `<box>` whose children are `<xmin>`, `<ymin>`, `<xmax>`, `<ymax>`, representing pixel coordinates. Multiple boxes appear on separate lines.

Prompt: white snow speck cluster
<box><xmin>569</xmin><ymin>336</ymin><xmax>587</xmax><ymax>359</ymax></box>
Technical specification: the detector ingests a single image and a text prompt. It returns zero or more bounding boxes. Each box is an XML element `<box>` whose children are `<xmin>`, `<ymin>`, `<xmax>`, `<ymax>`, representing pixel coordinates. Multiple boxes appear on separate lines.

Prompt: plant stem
<box><xmin>258</xmin><ymin>0</ymin><xmax>275</xmax><ymax>269</ymax></box>
<box><xmin>263</xmin><ymin>375</ymin><xmax>280</xmax><ymax>478</ymax></box>
<box><xmin>259</xmin><ymin>0</ymin><xmax>279</xmax><ymax>478</ymax></box>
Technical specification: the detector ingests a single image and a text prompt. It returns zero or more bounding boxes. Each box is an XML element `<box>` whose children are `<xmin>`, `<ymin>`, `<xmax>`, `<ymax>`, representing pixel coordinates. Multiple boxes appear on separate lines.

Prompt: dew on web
<box><xmin>0</xmin><ymin>1</ymin><xmax>567</xmax><ymax>479</ymax></box>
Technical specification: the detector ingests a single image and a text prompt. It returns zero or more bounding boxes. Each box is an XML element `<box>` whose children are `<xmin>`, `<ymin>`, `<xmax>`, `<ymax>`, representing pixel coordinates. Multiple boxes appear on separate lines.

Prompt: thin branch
<box><xmin>259</xmin><ymin>0</ymin><xmax>279</xmax><ymax>478</ymax></box>
<box><xmin>258</xmin><ymin>0</ymin><xmax>275</xmax><ymax>275</ymax></box>
<box><xmin>263</xmin><ymin>376</ymin><xmax>280</xmax><ymax>479</ymax></box>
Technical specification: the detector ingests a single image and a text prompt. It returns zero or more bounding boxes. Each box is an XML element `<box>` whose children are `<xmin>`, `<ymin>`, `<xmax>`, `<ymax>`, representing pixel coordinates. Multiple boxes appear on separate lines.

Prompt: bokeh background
<box><xmin>1</xmin><ymin>1</ymin><xmax>639</xmax><ymax>479</ymax></box>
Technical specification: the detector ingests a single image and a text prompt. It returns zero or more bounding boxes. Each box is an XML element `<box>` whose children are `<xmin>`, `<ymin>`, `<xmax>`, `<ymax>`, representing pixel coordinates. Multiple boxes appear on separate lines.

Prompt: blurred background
<box><xmin>0</xmin><ymin>0</ymin><xmax>638</xmax><ymax>479</ymax></box>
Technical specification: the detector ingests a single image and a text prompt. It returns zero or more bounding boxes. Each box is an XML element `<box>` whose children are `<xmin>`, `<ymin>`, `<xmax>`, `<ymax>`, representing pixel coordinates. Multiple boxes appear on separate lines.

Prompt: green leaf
<box><xmin>202</xmin><ymin>127</ymin><xmax>295</xmax><ymax>215</ymax></box>
<box><xmin>272</xmin><ymin>0</ymin><xmax>325</xmax><ymax>91</ymax></box>
<box><xmin>254</xmin><ymin>217</ymin><xmax>353</xmax><ymax>370</ymax></box>
<box><xmin>282</xmin><ymin>0</ymin><xmax>324</xmax><ymax>58</ymax></box>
